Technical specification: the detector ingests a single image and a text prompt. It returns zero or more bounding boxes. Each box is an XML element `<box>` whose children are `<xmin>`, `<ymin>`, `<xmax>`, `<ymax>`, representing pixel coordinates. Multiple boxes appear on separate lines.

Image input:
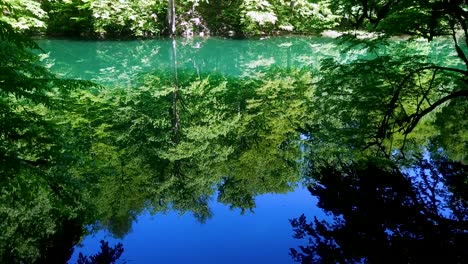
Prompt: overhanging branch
<box><xmin>379</xmin><ymin>66</ymin><xmax>467</xmax><ymax>139</ymax></box>
<box><xmin>403</xmin><ymin>89</ymin><xmax>468</xmax><ymax>135</ymax></box>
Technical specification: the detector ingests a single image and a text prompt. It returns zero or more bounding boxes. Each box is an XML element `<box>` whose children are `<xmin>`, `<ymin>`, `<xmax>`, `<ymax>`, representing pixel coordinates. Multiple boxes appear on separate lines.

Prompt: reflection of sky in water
<box><xmin>69</xmin><ymin>186</ymin><xmax>326</xmax><ymax>264</ymax></box>
<box><xmin>401</xmin><ymin>149</ymin><xmax>455</xmax><ymax>218</ymax></box>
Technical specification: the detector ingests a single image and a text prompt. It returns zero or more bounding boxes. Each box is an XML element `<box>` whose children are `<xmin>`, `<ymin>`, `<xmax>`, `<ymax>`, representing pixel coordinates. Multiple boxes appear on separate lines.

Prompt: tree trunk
<box><xmin>171</xmin><ymin>37</ymin><xmax>181</xmax><ymax>143</ymax></box>
<box><xmin>167</xmin><ymin>0</ymin><xmax>176</xmax><ymax>36</ymax></box>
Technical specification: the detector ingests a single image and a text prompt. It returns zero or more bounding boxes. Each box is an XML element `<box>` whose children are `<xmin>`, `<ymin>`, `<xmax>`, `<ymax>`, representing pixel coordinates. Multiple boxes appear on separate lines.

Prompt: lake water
<box><xmin>70</xmin><ymin>188</ymin><xmax>325</xmax><ymax>264</ymax></box>
<box><xmin>28</xmin><ymin>36</ymin><xmax>466</xmax><ymax>263</ymax></box>
<box><xmin>37</xmin><ymin>36</ymin><xmax>338</xmax><ymax>264</ymax></box>
<box><xmin>37</xmin><ymin>37</ymin><xmax>341</xmax><ymax>83</ymax></box>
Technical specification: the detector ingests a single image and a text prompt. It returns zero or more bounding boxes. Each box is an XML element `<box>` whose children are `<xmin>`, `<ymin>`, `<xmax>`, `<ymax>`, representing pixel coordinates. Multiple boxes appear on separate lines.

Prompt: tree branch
<box><xmin>404</xmin><ymin>89</ymin><xmax>468</xmax><ymax>134</ymax></box>
<box><xmin>378</xmin><ymin>65</ymin><xmax>467</xmax><ymax>139</ymax></box>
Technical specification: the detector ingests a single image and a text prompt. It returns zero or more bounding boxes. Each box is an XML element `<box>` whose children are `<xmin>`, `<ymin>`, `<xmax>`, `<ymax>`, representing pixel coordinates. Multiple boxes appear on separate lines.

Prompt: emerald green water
<box><xmin>22</xmin><ymin>37</ymin><xmax>466</xmax><ymax>263</ymax></box>
<box><xmin>37</xmin><ymin>36</ymin><xmax>457</xmax><ymax>86</ymax></box>
<box><xmin>37</xmin><ymin>37</ymin><xmax>336</xmax><ymax>86</ymax></box>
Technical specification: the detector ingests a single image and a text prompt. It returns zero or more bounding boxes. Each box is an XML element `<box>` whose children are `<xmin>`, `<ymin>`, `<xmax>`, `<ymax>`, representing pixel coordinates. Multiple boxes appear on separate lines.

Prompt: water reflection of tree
<box><xmin>77</xmin><ymin>240</ymin><xmax>124</xmax><ymax>264</ymax></box>
<box><xmin>291</xmin><ymin>31</ymin><xmax>468</xmax><ymax>262</ymax></box>
<box><xmin>0</xmin><ymin>21</ymin><xmax>97</xmax><ymax>263</ymax></box>
<box><xmin>292</xmin><ymin>46</ymin><xmax>468</xmax><ymax>262</ymax></box>
<box><xmin>75</xmin><ymin>68</ymin><xmax>311</xmax><ymax>236</ymax></box>
<box><xmin>1</xmin><ymin>62</ymin><xmax>310</xmax><ymax>260</ymax></box>
<box><xmin>290</xmin><ymin>154</ymin><xmax>468</xmax><ymax>263</ymax></box>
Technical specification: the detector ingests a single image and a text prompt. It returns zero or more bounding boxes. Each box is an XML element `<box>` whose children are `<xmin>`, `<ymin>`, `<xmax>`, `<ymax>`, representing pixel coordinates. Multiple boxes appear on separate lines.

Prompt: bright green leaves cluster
<box><xmin>245</xmin><ymin>69</ymin><xmax>312</xmax><ymax>137</ymax></box>
<box><xmin>0</xmin><ymin>0</ymin><xmax>47</xmax><ymax>31</ymax></box>
<box><xmin>240</xmin><ymin>0</ymin><xmax>278</xmax><ymax>34</ymax></box>
<box><xmin>274</xmin><ymin>0</ymin><xmax>339</xmax><ymax>33</ymax></box>
<box><xmin>0</xmin><ymin>20</ymin><xmax>73</xmax><ymax>178</ymax></box>
<box><xmin>238</xmin><ymin>0</ymin><xmax>338</xmax><ymax>35</ymax></box>
<box><xmin>214</xmin><ymin>69</ymin><xmax>311</xmax><ymax>211</ymax></box>
<box><xmin>83</xmin><ymin>0</ymin><xmax>166</xmax><ymax>37</ymax></box>
<box><xmin>42</xmin><ymin>0</ymin><xmax>167</xmax><ymax>37</ymax></box>
<box><xmin>1</xmin><ymin>0</ymin><xmax>341</xmax><ymax>37</ymax></box>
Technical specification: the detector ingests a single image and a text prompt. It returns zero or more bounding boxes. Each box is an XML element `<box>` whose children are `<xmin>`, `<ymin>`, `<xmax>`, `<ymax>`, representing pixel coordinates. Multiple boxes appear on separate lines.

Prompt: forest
<box><xmin>1</xmin><ymin>0</ymin><xmax>467</xmax><ymax>263</ymax></box>
<box><xmin>4</xmin><ymin>0</ymin><xmax>337</xmax><ymax>37</ymax></box>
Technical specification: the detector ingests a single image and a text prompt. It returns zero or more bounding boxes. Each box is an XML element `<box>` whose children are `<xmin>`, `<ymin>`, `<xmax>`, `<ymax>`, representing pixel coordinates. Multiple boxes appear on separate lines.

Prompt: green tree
<box><xmin>41</xmin><ymin>0</ymin><xmax>93</xmax><ymax>36</ymax></box>
<box><xmin>84</xmin><ymin>0</ymin><xmax>166</xmax><ymax>37</ymax></box>
<box><xmin>60</xmin><ymin>67</ymin><xmax>312</xmax><ymax>236</ymax></box>
<box><xmin>0</xmin><ymin>0</ymin><xmax>47</xmax><ymax>32</ymax></box>
<box><xmin>0</xmin><ymin>13</ymin><xmax>97</xmax><ymax>262</ymax></box>
<box><xmin>304</xmin><ymin>0</ymin><xmax>468</xmax><ymax>161</ymax></box>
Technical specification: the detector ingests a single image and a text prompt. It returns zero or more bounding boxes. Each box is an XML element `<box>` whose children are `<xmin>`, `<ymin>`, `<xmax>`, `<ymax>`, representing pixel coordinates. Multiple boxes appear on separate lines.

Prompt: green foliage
<box><xmin>83</xmin><ymin>0</ymin><xmax>166</xmax><ymax>37</ymax></box>
<box><xmin>306</xmin><ymin>40</ymin><xmax>466</xmax><ymax>162</ymax></box>
<box><xmin>0</xmin><ymin>0</ymin><xmax>47</xmax><ymax>32</ymax></box>
<box><xmin>273</xmin><ymin>0</ymin><xmax>339</xmax><ymax>33</ymax></box>
<box><xmin>1</xmin><ymin>20</ymin><xmax>73</xmax><ymax>178</ymax></box>
<box><xmin>0</xmin><ymin>0</ymin><xmax>341</xmax><ymax>37</ymax></box>
<box><xmin>432</xmin><ymin>98</ymin><xmax>468</xmax><ymax>164</ymax></box>
<box><xmin>40</xmin><ymin>0</ymin><xmax>167</xmax><ymax>37</ymax></box>
<box><xmin>0</xmin><ymin>169</ymin><xmax>86</xmax><ymax>263</ymax></box>
<box><xmin>240</xmin><ymin>0</ymin><xmax>278</xmax><ymax>34</ymax></box>
<box><xmin>8</xmin><ymin>0</ymin><xmax>462</xmax><ymax>37</ymax></box>
<box><xmin>41</xmin><ymin>0</ymin><xmax>94</xmax><ymax>36</ymax></box>
<box><xmin>0</xmin><ymin>20</ymin><xmax>97</xmax><ymax>262</ymax></box>
<box><xmin>328</xmin><ymin>0</ymin><xmax>467</xmax><ymax>40</ymax></box>
<box><xmin>53</xmin><ymin>67</ymin><xmax>312</xmax><ymax>235</ymax></box>
<box><xmin>302</xmin><ymin>0</ymin><xmax>468</xmax><ymax>163</ymax></box>
<box><xmin>237</xmin><ymin>0</ymin><xmax>338</xmax><ymax>35</ymax></box>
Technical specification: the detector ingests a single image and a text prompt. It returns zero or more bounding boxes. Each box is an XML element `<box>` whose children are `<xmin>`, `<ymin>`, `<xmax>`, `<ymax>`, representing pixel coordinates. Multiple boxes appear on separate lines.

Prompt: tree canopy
<box><xmin>3</xmin><ymin>0</ymin><xmax>339</xmax><ymax>37</ymax></box>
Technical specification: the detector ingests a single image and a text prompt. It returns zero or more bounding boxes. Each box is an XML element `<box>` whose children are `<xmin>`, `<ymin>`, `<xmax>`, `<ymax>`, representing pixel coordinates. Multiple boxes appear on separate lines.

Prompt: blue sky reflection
<box><xmin>70</xmin><ymin>186</ymin><xmax>324</xmax><ymax>264</ymax></box>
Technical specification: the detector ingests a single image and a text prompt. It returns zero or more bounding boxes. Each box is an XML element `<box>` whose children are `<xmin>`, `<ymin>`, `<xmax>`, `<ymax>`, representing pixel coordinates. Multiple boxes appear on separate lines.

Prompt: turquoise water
<box><xmin>37</xmin><ymin>37</ymin><xmax>343</xmax><ymax>85</ymax></box>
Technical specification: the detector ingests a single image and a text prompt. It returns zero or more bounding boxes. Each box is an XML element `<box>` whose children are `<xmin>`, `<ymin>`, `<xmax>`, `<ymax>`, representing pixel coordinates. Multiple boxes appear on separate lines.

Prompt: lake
<box><xmin>5</xmin><ymin>36</ymin><xmax>465</xmax><ymax>263</ymax></box>
<box><xmin>37</xmin><ymin>36</ymin><xmax>339</xmax><ymax>264</ymax></box>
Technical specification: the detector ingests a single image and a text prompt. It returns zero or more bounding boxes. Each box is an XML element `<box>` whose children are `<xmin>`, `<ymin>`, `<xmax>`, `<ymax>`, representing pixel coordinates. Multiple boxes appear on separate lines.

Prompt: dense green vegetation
<box><xmin>0</xmin><ymin>19</ymin><xmax>92</xmax><ymax>262</ymax></box>
<box><xmin>3</xmin><ymin>0</ymin><xmax>467</xmax><ymax>40</ymax></box>
<box><xmin>0</xmin><ymin>0</ymin><xmax>467</xmax><ymax>263</ymax></box>
<box><xmin>2</xmin><ymin>0</ymin><xmax>337</xmax><ymax>37</ymax></box>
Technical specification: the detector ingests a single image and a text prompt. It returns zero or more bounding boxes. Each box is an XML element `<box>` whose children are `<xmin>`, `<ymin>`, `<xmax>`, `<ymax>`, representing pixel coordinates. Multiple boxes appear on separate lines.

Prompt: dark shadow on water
<box><xmin>290</xmin><ymin>155</ymin><xmax>468</xmax><ymax>263</ymax></box>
